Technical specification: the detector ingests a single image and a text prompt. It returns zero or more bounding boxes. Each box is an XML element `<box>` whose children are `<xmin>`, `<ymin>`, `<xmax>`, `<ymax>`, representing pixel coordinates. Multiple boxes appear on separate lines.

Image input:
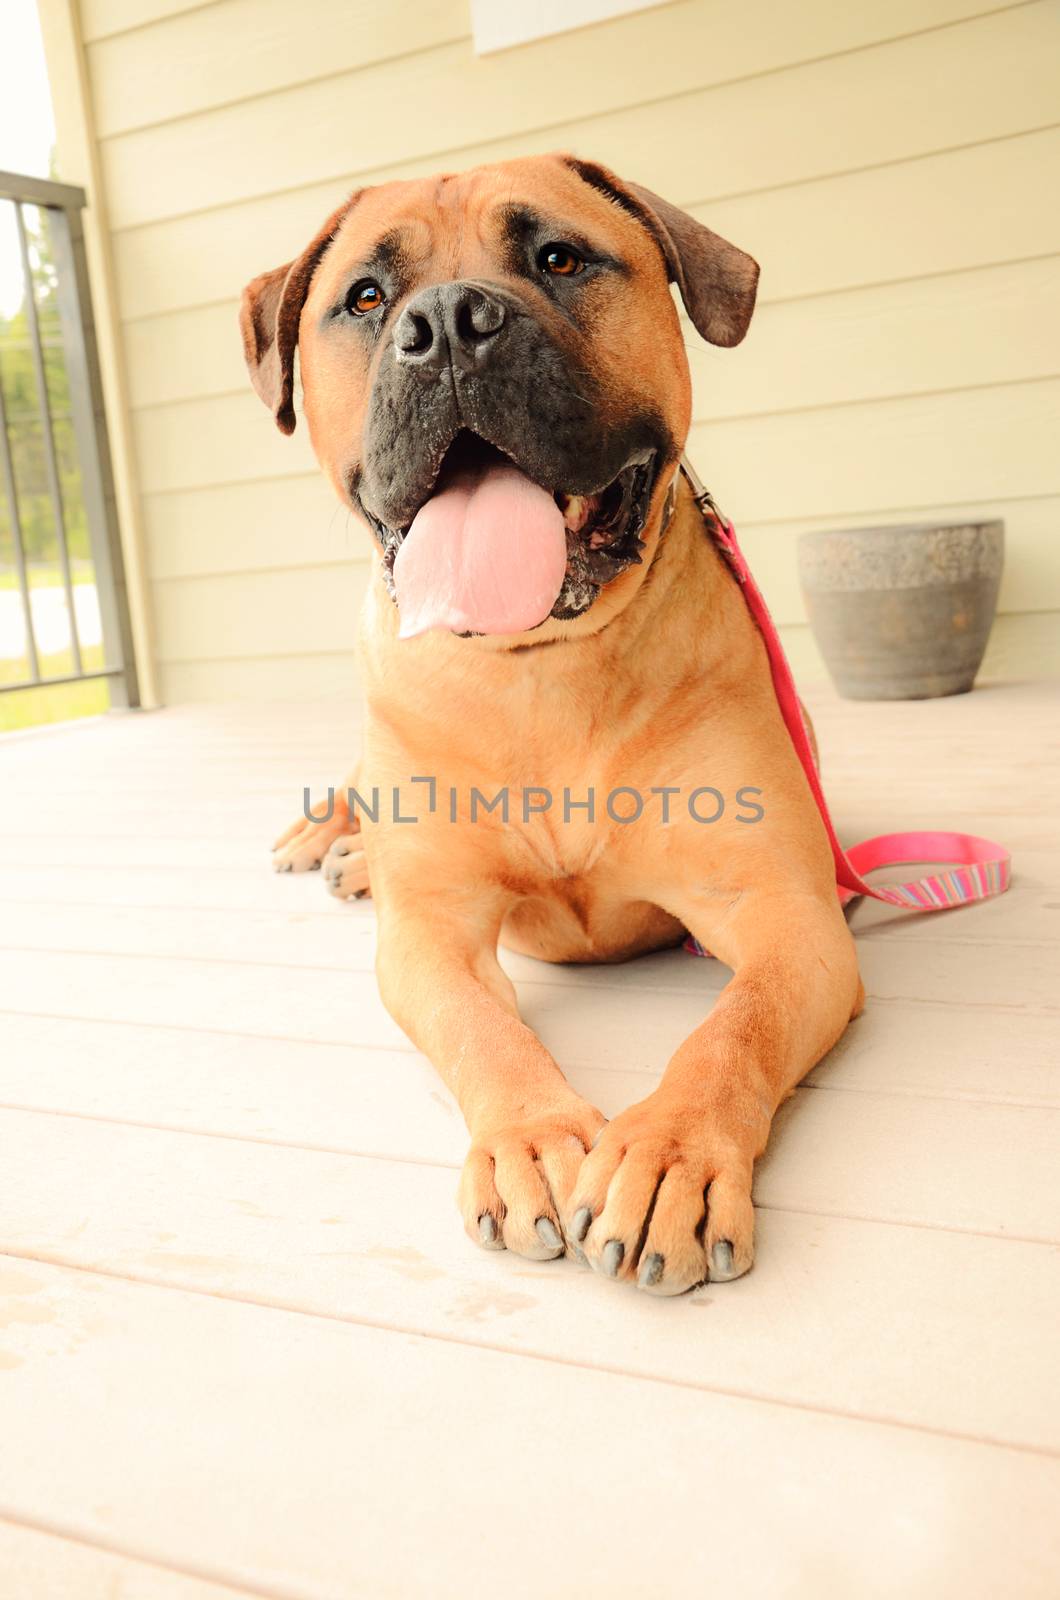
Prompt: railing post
<box><xmin>46</xmin><ymin>201</ymin><xmax>139</xmax><ymax>708</ymax></box>
<box><xmin>0</xmin><ymin>341</ymin><xmax>41</xmax><ymax>682</ymax></box>
<box><xmin>14</xmin><ymin>200</ymin><xmax>83</xmax><ymax>678</ymax></box>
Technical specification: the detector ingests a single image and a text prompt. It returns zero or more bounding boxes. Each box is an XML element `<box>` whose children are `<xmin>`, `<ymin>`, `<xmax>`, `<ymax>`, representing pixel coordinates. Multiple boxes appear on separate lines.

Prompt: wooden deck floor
<box><xmin>1</xmin><ymin>682</ymin><xmax>1058</xmax><ymax>1598</ymax></box>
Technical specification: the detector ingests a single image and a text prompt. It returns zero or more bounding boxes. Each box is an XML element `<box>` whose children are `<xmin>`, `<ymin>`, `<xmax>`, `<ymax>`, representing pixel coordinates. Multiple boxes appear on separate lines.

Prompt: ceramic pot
<box><xmin>798</xmin><ymin>521</ymin><xmax>1004</xmax><ymax>700</ymax></box>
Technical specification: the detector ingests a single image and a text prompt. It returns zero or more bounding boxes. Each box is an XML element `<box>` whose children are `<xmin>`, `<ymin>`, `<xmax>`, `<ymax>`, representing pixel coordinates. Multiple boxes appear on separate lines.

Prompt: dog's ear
<box><xmin>564</xmin><ymin>158</ymin><xmax>759</xmax><ymax>347</ymax></box>
<box><xmin>239</xmin><ymin>194</ymin><xmax>359</xmax><ymax>434</ymax></box>
<box><xmin>625</xmin><ymin>179</ymin><xmax>759</xmax><ymax>346</ymax></box>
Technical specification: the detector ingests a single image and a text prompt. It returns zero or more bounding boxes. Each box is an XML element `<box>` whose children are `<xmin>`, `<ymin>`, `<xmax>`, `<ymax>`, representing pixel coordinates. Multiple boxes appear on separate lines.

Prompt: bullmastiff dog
<box><xmin>242</xmin><ymin>154</ymin><xmax>863</xmax><ymax>1294</ymax></box>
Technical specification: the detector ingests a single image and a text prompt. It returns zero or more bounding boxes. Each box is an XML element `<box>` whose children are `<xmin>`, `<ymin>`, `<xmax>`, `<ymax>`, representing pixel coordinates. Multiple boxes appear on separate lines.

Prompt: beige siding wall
<box><xmin>56</xmin><ymin>0</ymin><xmax>1060</xmax><ymax>698</ymax></box>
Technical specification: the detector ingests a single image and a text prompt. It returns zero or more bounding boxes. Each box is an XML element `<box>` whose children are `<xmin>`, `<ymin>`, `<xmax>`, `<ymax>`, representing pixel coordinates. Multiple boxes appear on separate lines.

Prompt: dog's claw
<box><xmin>570</xmin><ymin>1206</ymin><xmax>592</xmax><ymax>1243</ymax></box>
<box><xmin>569</xmin><ymin>1243</ymin><xmax>590</xmax><ymax>1268</ymax></box>
<box><xmin>478</xmin><ymin>1214</ymin><xmax>498</xmax><ymax>1246</ymax></box>
<box><xmin>711</xmin><ymin>1240</ymin><xmax>735</xmax><ymax>1280</ymax></box>
<box><xmin>535</xmin><ymin>1217</ymin><xmax>562</xmax><ymax>1251</ymax></box>
<box><xmin>638</xmin><ymin>1251</ymin><xmax>665</xmax><ymax>1289</ymax></box>
<box><xmin>601</xmin><ymin>1239</ymin><xmax>624</xmax><ymax>1278</ymax></box>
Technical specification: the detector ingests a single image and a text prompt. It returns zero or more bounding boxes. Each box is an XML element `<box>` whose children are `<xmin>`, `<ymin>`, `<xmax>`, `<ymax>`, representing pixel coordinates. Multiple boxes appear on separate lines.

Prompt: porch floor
<box><xmin>0</xmin><ymin>683</ymin><xmax>1057</xmax><ymax>1598</ymax></box>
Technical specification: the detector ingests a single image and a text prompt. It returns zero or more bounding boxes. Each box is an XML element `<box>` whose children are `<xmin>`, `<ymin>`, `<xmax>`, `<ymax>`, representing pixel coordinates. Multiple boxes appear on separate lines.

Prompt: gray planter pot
<box><xmin>798</xmin><ymin>521</ymin><xmax>1004</xmax><ymax>700</ymax></box>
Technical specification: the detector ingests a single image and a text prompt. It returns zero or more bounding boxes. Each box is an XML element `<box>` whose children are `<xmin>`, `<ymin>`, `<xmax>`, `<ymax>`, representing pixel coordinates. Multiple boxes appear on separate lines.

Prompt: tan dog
<box><xmin>243</xmin><ymin>155</ymin><xmax>863</xmax><ymax>1294</ymax></box>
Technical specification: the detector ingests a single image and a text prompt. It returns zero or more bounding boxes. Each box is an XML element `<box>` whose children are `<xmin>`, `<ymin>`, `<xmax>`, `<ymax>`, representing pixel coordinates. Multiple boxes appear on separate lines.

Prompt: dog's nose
<box><xmin>393</xmin><ymin>282</ymin><xmax>507</xmax><ymax>374</ymax></box>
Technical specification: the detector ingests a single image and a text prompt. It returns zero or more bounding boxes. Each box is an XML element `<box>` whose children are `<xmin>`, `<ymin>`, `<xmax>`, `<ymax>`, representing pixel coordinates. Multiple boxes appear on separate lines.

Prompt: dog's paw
<box><xmin>458</xmin><ymin>1097</ymin><xmax>606</xmax><ymax>1263</ymax></box>
<box><xmin>272</xmin><ymin>799</ymin><xmax>354</xmax><ymax>874</ymax></box>
<box><xmin>565</xmin><ymin>1088</ymin><xmax>758</xmax><ymax>1295</ymax></box>
<box><xmin>322</xmin><ymin>835</ymin><xmax>371</xmax><ymax>900</ymax></box>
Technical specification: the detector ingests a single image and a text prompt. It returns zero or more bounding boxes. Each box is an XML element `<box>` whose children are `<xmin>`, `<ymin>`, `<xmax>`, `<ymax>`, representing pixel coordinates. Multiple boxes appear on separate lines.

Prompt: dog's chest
<box><xmin>507</xmin><ymin>805</ymin><xmax>611</xmax><ymax>885</ymax></box>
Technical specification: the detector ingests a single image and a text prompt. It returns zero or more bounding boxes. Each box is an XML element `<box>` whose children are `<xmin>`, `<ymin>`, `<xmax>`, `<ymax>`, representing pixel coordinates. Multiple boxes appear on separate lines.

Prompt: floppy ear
<box><xmin>238</xmin><ymin>194</ymin><xmax>359</xmax><ymax>434</ymax></box>
<box><xmin>565</xmin><ymin>159</ymin><xmax>758</xmax><ymax>347</ymax></box>
<box><xmin>624</xmin><ymin>179</ymin><xmax>759</xmax><ymax>346</ymax></box>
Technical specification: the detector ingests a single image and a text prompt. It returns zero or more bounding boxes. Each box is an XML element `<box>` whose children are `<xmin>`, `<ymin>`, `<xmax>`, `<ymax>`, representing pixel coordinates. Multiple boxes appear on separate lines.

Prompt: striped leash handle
<box><xmin>835</xmin><ymin>829</ymin><xmax>1011</xmax><ymax>911</ymax></box>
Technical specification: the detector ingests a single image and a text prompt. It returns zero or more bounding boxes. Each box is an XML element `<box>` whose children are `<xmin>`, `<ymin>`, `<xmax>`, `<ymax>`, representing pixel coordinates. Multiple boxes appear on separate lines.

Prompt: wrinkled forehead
<box><xmin>312</xmin><ymin>160</ymin><xmax>655</xmax><ymax>297</ymax></box>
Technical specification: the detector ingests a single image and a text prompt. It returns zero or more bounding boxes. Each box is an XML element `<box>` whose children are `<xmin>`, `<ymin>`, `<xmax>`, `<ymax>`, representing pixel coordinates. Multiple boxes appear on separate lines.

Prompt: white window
<box><xmin>471</xmin><ymin>0</ymin><xmax>674</xmax><ymax>55</ymax></box>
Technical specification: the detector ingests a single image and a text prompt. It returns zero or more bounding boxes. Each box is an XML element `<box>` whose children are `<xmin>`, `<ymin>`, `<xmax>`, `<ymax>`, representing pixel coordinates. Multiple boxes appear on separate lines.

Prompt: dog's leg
<box><xmin>567</xmin><ymin>891</ymin><xmax>863</xmax><ymax>1293</ymax></box>
<box><xmin>375</xmin><ymin>895</ymin><xmax>605</xmax><ymax>1261</ymax></box>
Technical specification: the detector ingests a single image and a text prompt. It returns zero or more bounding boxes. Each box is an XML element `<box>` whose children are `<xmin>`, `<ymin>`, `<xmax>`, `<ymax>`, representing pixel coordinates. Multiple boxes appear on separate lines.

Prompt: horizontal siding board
<box><xmin>157</xmin><ymin>652</ymin><xmax>361</xmax><ymax>699</ymax></box>
<box><xmin>125</xmin><ymin>255</ymin><xmax>1060</xmax><ymax>416</ymax></box>
<box><xmin>113</xmin><ymin>123</ymin><xmax>1060</xmax><ymax>325</ymax></box>
<box><xmin>690</xmin><ymin>256</ymin><xmax>1060</xmax><ymax>422</ymax></box>
<box><xmin>149</xmin><ymin>611</ymin><xmax>1059</xmax><ymax>698</ymax></box>
<box><xmin>95</xmin><ymin>1</ymin><xmax>1048</xmax><ymax>230</ymax></box>
<box><xmin>691</xmin><ymin>378</ymin><xmax>1060</xmax><ymax>524</ymax></box>
<box><xmin>133</xmin><ymin>388</ymin><xmax>317</xmax><ymax>491</ymax></box>
<box><xmin>79</xmin><ymin>0</ymin><xmax>207</xmax><ymax>43</ymax></box>
<box><xmin>88</xmin><ymin>0</ymin><xmax>469</xmax><ymax>138</ymax></box>
<box><xmin>702</xmin><ymin>125</ymin><xmax>1060</xmax><ymax>303</ymax></box>
<box><xmin>600</xmin><ymin>4</ymin><xmax>1060</xmax><ymax>225</ymax></box>
<box><xmin>124</xmin><ymin>301</ymin><xmax>245</xmax><ymax>407</ymax></box>
<box><xmin>91</xmin><ymin>0</ymin><xmax>1037</xmax><ymax>138</ymax></box>
<box><xmin>978</xmin><ymin>609</ymin><xmax>1060</xmax><ymax>677</ymax></box>
<box><xmin>82</xmin><ymin>0</ymin><xmax>1028</xmax><ymax>79</ymax></box>
<box><xmin>151</xmin><ymin>561</ymin><xmax>372</xmax><ymax>660</ymax></box>
<box><xmin>133</xmin><ymin>376</ymin><xmax>1060</xmax><ymax>509</ymax></box>
<box><xmin>145</xmin><ymin>485</ymin><xmax>1060</xmax><ymax>616</ymax></box>
<box><xmin>143</xmin><ymin>474</ymin><xmax>360</xmax><ymax>579</ymax></box>
<box><xmin>778</xmin><ymin>610</ymin><xmax>1060</xmax><ymax>685</ymax></box>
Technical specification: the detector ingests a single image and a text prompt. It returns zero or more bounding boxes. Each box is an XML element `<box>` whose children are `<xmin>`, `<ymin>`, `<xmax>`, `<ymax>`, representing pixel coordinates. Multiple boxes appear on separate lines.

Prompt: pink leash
<box><xmin>678</xmin><ymin>460</ymin><xmax>1011</xmax><ymax>957</ymax></box>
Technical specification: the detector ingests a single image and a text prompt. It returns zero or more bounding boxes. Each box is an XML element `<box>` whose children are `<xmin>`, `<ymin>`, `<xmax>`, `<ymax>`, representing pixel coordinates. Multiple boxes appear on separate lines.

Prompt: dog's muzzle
<box><xmin>353</xmin><ymin>279</ymin><xmax>674</xmax><ymax>628</ymax></box>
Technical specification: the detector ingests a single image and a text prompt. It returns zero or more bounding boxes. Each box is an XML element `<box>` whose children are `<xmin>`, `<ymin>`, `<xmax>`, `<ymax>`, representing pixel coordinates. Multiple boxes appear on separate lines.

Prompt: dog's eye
<box><xmin>347</xmin><ymin>280</ymin><xmax>386</xmax><ymax>316</ymax></box>
<box><xmin>539</xmin><ymin>244</ymin><xmax>585</xmax><ymax>277</ymax></box>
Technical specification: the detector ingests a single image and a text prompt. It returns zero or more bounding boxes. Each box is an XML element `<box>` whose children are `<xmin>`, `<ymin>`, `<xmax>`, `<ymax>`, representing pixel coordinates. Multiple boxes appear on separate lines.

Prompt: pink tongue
<box><xmin>394</xmin><ymin>460</ymin><xmax>568</xmax><ymax>638</ymax></box>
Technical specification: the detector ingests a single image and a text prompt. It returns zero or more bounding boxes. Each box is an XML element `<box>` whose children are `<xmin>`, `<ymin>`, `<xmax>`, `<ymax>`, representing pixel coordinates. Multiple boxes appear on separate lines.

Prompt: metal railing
<box><xmin>0</xmin><ymin>170</ymin><xmax>138</xmax><ymax>707</ymax></box>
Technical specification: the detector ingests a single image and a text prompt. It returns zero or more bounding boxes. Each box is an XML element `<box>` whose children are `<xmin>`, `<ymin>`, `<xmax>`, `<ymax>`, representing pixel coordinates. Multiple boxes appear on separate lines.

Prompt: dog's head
<box><xmin>240</xmin><ymin>154</ymin><xmax>758</xmax><ymax>642</ymax></box>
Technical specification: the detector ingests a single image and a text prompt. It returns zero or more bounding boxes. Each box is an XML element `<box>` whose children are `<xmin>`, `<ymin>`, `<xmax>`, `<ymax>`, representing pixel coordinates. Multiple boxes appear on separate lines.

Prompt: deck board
<box><xmin>0</xmin><ymin>1519</ymin><xmax>255</xmax><ymax>1600</ymax></box>
<box><xmin>1</xmin><ymin>1107</ymin><xmax>1057</xmax><ymax>1453</ymax></box>
<box><xmin>2</xmin><ymin>1257</ymin><xmax>1059</xmax><ymax>1599</ymax></box>
<box><xmin>1</xmin><ymin>683</ymin><xmax>1058</xmax><ymax>1596</ymax></box>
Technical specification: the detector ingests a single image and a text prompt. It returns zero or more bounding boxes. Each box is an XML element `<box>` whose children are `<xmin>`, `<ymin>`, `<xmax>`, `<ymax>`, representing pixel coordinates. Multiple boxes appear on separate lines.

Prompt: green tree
<box><xmin>0</xmin><ymin>200</ymin><xmax>89</xmax><ymax>575</ymax></box>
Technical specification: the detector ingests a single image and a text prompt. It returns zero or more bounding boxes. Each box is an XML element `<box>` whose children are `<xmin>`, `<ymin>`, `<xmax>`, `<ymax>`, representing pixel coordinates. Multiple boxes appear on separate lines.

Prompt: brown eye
<box><xmin>539</xmin><ymin>244</ymin><xmax>585</xmax><ymax>277</ymax></box>
<box><xmin>348</xmin><ymin>280</ymin><xmax>385</xmax><ymax>315</ymax></box>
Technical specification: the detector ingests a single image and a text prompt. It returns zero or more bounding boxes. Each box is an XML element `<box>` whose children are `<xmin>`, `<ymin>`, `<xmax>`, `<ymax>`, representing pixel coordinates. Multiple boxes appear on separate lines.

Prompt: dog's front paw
<box><xmin>565</xmin><ymin>1088</ymin><xmax>760</xmax><ymax>1295</ymax></box>
<box><xmin>458</xmin><ymin>1097</ymin><xmax>606</xmax><ymax>1263</ymax></box>
<box><xmin>272</xmin><ymin>796</ymin><xmax>356</xmax><ymax>874</ymax></box>
<box><xmin>322</xmin><ymin>835</ymin><xmax>371</xmax><ymax>899</ymax></box>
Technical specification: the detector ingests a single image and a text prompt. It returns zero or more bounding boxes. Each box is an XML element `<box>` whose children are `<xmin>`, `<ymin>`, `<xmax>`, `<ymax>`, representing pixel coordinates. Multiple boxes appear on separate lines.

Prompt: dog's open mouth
<box><xmin>366</xmin><ymin>431</ymin><xmax>657</xmax><ymax>636</ymax></box>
